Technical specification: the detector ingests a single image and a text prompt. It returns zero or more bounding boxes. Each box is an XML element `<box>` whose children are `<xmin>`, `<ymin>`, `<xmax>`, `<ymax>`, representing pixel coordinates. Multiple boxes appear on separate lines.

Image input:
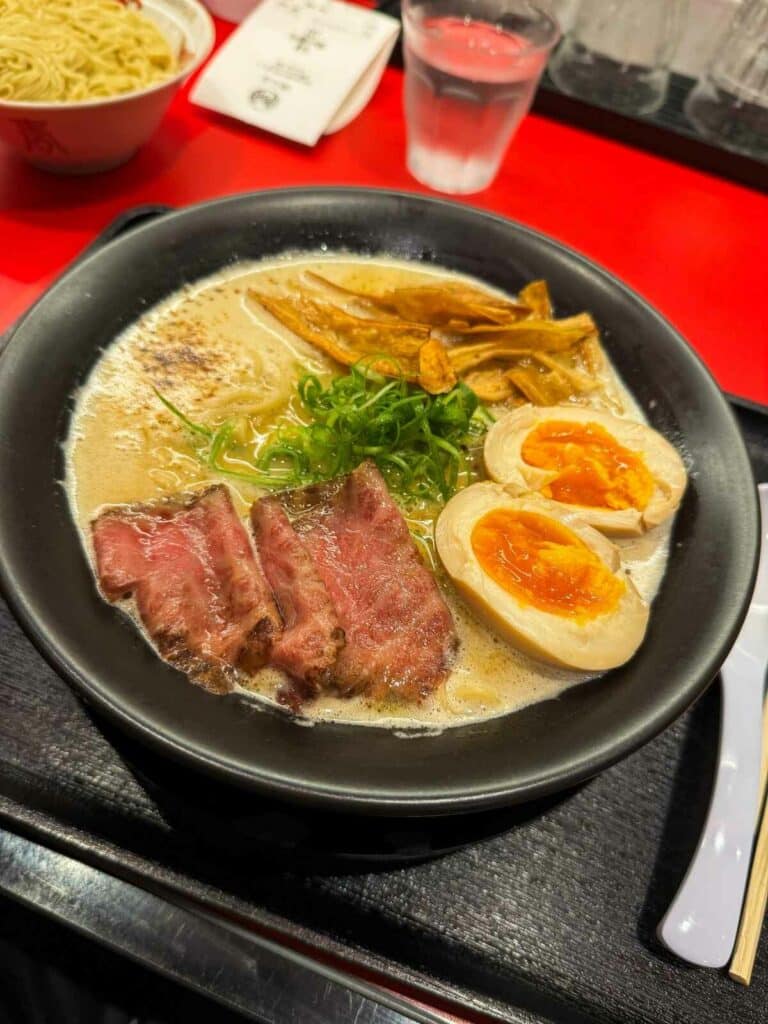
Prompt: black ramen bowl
<box><xmin>0</xmin><ymin>189</ymin><xmax>758</xmax><ymax>816</ymax></box>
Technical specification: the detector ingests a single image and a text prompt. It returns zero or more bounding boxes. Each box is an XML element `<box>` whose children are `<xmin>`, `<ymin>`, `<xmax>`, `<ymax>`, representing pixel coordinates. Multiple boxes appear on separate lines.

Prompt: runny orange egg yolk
<box><xmin>521</xmin><ymin>420</ymin><xmax>655</xmax><ymax>511</ymax></box>
<box><xmin>471</xmin><ymin>509</ymin><xmax>625</xmax><ymax>620</ymax></box>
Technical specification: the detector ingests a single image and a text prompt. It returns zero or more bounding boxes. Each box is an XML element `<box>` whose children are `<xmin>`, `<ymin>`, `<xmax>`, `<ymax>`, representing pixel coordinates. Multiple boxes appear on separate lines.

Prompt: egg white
<box><xmin>435</xmin><ymin>484</ymin><xmax>650</xmax><ymax>671</ymax></box>
<box><xmin>483</xmin><ymin>405</ymin><xmax>687</xmax><ymax>537</ymax></box>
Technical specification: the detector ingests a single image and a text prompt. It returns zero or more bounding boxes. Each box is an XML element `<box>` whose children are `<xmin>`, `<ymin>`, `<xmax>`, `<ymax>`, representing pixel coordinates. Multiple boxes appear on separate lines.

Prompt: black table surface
<box><xmin>0</xmin><ymin>397</ymin><xmax>765</xmax><ymax>1024</ymax></box>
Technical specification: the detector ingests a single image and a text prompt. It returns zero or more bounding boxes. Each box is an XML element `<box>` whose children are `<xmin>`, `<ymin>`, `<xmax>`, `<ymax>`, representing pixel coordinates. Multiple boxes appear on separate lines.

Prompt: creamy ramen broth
<box><xmin>66</xmin><ymin>255</ymin><xmax>673</xmax><ymax>731</ymax></box>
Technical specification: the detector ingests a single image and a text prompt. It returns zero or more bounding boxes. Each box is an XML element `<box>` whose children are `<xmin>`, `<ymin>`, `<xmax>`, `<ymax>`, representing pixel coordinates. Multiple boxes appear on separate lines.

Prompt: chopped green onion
<box><xmin>155</xmin><ymin>361</ymin><xmax>492</xmax><ymax>508</ymax></box>
<box><xmin>153</xmin><ymin>388</ymin><xmax>212</xmax><ymax>439</ymax></box>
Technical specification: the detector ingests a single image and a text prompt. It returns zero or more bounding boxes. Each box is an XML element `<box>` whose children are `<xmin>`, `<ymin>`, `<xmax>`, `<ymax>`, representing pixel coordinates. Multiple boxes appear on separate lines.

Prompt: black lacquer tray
<box><xmin>1</xmin><ymin>209</ymin><xmax>767</xmax><ymax>1023</ymax></box>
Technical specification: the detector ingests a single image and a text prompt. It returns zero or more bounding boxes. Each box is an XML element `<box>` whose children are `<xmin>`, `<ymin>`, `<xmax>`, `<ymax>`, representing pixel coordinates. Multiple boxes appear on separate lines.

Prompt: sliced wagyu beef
<box><xmin>91</xmin><ymin>467</ymin><xmax>457</xmax><ymax>706</ymax></box>
<box><xmin>250</xmin><ymin>496</ymin><xmax>344</xmax><ymax>700</ymax></box>
<box><xmin>283</xmin><ymin>461</ymin><xmax>458</xmax><ymax>701</ymax></box>
<box><xmin>91</xmin><ymin>485</ymin><xmax>281</xmax><ymax>692</ymax></box>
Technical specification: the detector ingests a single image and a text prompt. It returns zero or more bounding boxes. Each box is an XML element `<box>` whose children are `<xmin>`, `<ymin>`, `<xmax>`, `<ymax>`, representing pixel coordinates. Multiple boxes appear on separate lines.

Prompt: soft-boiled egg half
<box><xmin>483</xmin><ymin>405</ymin><xmax>687</xmax><ymax>537</ymax></box>
<box><xmin>435</xmin><ymin>485</ymin><xmax>649</xmax><ymax>671</ymax></box>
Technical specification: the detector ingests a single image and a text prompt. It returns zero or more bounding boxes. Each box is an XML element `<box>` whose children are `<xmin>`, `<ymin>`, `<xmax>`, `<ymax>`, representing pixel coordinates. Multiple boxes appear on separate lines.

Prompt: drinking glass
<box><xmin>402</xmin><ymin>0</ymin><xmax>560</xmax><ymax>195</ymax></box>
<box><xmin>548</xmin><ymin>0</ymin><xmax>689</xmax><ymax>115</ymax></box>
<box><xmin>684</xmin><ymin>0</ymin><xmax>768</xmax><ymax>160</ymax></box>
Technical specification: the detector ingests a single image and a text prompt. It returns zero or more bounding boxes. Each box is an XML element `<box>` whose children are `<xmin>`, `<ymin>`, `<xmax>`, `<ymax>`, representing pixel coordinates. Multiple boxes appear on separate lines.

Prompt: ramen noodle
<box><xmin>0</xmin><ymin>0</ymin><xmax>177</xmax><ymax>102</ymax></box>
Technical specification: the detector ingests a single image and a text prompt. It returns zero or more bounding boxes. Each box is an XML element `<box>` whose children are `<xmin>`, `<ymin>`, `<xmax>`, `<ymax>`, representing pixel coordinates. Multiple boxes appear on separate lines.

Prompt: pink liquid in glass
<box><xmin>404</xmin><ymin>16</ymin><xmax>549</xmax><ymax>193</ymax></box>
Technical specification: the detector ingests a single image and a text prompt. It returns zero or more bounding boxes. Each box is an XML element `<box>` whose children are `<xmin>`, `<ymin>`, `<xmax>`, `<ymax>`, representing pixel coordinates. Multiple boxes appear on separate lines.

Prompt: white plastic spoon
<box><xmin>658</xmin><ymin>482</ymin><xmax>768</xmax><ymax>967</ymax></box>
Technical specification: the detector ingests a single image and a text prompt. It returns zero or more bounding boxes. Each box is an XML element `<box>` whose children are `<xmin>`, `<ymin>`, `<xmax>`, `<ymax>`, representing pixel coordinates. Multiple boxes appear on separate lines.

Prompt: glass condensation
<box><xmin>402</xmin><ymin>0</ymin><xmax>560</xmax><ymax>194</ymax></box>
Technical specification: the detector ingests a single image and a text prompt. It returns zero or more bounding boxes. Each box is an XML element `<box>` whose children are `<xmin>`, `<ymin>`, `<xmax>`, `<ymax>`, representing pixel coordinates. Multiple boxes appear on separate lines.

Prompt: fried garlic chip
<box><xmin>518</xmin><ymin>279</ymin><xmax>553</xmax><ymax>319</ymax></box>
<box><xmin>417</xmin><ymin>338</ymin><xmax>457</xmax><ymax>394</ymax></box>
<box><xmin>462</xmin><ymin>367</ymin><xmax>517</xmax><ymax>403</ymax></box>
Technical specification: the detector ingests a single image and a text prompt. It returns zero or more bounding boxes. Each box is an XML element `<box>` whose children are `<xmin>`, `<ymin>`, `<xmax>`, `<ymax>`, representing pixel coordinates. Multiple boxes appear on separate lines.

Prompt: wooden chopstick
<box><xmin>729</xmin><ymin>695</ymin><xmax>768</xmax><ymax>984</ymax></box>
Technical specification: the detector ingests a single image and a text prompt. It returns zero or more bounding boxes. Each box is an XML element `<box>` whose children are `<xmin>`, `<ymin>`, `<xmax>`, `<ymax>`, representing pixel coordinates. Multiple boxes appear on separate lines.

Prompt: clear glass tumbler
<box><xmin>402</xmin><ymin>0</ymin><xmax>560</xmax><ymax>195</ymax></box>
<box><xmin>548</xmin><ymin>0</ymin><xmax>689</xmax><ymax>115</ymax></box>
<box><xmin>684</xmin><ymin>0</ymin><xmax>768</xmax><ymax>160</ymax></box>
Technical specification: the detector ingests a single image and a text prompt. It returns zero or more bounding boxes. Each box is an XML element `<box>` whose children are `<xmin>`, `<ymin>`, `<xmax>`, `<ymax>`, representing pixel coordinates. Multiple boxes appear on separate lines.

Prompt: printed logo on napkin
<box><xmin>191</xmin><ymin>0</ymin><xmax>400</xmax><ymax>145</ymax></box>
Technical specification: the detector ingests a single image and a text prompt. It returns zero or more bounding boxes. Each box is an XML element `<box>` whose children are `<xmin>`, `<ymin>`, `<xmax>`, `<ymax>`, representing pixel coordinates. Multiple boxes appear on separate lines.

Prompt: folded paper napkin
<box><xmin>191</xmin><ymin>0</ymin><xmax>400</xmax><ymax>145</ymax></box>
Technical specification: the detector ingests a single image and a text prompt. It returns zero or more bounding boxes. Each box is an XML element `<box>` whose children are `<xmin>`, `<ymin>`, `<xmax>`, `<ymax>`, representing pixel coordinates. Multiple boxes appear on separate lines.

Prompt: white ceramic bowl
<box><xmin>0</xmin><ymin>0</ymin><xmax>215</xmax><ymax>174</ymax></box>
